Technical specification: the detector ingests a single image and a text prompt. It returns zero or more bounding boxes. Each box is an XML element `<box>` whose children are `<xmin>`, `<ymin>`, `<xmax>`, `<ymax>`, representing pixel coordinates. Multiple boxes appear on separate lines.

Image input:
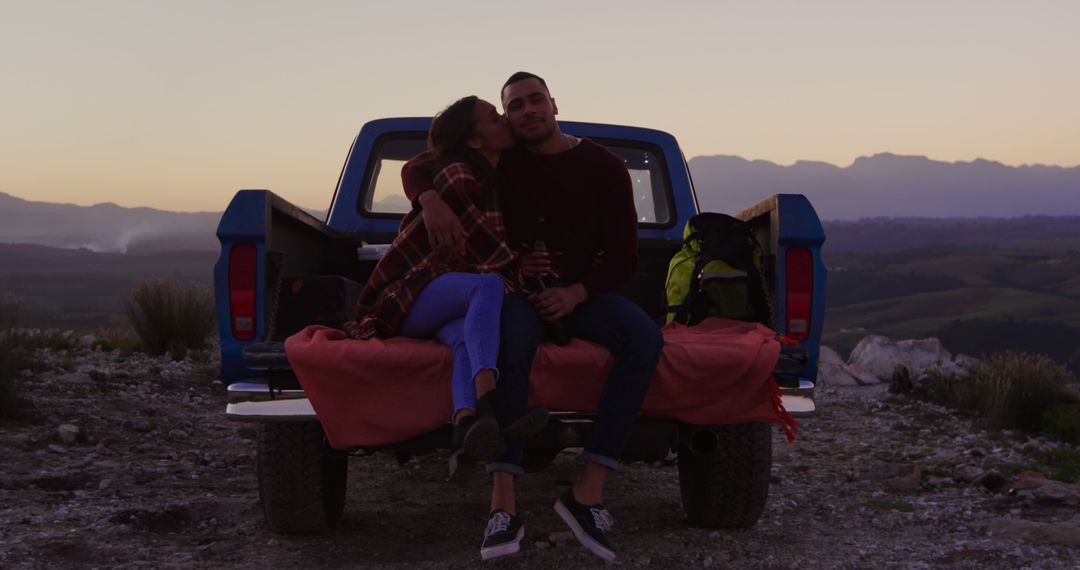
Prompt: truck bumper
<box><xmin>224</xmin><ymin>378</ymin><xmax>815</xmax><ymax>423</ymax></box>
<box><xmin>780</xmin><ymin>379</ymin><xmax>816</xmax><ymax>414</ymax></box>
<box><xmin>225</xmin><ymin>381</ymin><xmax>316</xmax><ymax>422</ymax></box>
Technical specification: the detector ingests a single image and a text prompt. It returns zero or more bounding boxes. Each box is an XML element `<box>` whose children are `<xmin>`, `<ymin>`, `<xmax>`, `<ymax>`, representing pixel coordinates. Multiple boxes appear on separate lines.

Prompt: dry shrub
<box><xmin>125</xmin><ymin>279</ymin><xmax>215</xmax><ymax>356</ymax></box>
<box><xmin>95</xmin><ymin>326</ymin><xmax>144</xmax><ymax>354</ymax></box>
<box><xmin>0</xmin><ymin>295</ymin><xmax>31</xmax><ymax>418</ymax></box>
<box><xmin>922</xmin><ymin>351</ymin><xmax>1077</xmax><ymax>438</ymax></box>
<box><xmin>20</xmin><ymin>331</ymin><xmax>71</xmax><ymax>351</ymax></box>
<box><xmin>978</xmin><ymin>352</ymin><xmax>1073</xmax><ymax>431</ymax></box>
<box><xmin>0</xmin><ymin>333</ymin><xmax>21</xmax><ymax>417</ymax></box>
<box><xmin>922</xmin><ymin>369</ymin><xmax>984</xmax><ymax>412</ymax></box>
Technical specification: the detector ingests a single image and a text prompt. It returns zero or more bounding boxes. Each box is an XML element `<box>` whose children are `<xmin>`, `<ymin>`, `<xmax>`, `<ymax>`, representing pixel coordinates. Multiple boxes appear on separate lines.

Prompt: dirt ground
<box><xmin>1</xmin><ymin>345</ymin><xmax>1079</xmax><ymax>569</ymax></box>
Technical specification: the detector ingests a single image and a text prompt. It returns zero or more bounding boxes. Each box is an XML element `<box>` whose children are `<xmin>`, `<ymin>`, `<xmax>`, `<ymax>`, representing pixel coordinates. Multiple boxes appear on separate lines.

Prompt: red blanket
<box><xmin>285</xmin><ymin>318</ymin><xmax>797</xmax><ymax>450</ymax></box>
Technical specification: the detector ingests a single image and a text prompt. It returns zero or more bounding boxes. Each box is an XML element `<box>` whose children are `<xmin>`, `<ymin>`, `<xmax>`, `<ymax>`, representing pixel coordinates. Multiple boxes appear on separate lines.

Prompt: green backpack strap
<box><xmin>674</xmin><ymin>254</ymin><xmax>716</xmax><ymax>326</ymax></box>
<box><xmin>665</xmin><ymin>221</ymin><xmax>703</xmax><ymax>325</ymax></box>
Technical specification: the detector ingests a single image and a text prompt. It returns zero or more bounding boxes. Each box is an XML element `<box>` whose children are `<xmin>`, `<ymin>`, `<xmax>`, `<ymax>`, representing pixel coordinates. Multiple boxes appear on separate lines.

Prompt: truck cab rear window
<box><xmin>361</xmin><ymin>134</ymin><xmax>672</xmax><ymax>226</ymax></box>
<box><xmin>363</xmin><ymin>136</ymin><xmax>427</xmax><ymax>215</ymax></box>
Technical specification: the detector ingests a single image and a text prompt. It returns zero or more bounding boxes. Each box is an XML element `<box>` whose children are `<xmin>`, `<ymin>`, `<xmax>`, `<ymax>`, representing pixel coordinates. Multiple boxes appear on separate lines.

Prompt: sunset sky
<box><xmin>2</xmin><ymin>0</ymin><xmax>1078</xmax><ymax>212</ymax></box>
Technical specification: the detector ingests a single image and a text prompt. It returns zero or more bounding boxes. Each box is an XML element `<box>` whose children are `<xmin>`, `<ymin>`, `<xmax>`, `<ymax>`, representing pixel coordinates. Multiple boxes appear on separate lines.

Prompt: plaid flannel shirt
<box><xmin>344</xmin><ymin>162</ymin><xmax>518</xmax><ymax>339</ymax></box>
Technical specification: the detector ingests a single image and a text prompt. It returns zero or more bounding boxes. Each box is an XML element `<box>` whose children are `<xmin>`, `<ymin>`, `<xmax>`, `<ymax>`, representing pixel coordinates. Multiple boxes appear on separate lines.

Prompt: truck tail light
<box><xmin>228</xmin><ymin>243</ymin><xmax>257</xmax><ymax>340</ymax></box>
<box><xmin>785</xmin><ymin>247</ymin><xmax>813</xmax><ymax>342</ymax></box>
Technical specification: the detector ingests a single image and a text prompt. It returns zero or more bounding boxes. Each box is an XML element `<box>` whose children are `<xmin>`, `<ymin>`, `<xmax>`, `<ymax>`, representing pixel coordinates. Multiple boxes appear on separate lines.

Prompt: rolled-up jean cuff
<box><xmin>580</xmin><ymin>451</ymin><xmax>620</xmax><ymax>471</ymax></box>
<box><xmin>485</xmin><ymin>462</ymin><xmax>525</xmax><ymax>477</ymax></box>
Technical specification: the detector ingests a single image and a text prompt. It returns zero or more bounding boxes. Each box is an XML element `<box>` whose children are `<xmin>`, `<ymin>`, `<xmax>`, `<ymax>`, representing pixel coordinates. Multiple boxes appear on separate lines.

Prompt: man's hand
<box><xmin>529</xmin><ymin>283</ymin><xmax>587</xmax><ymax>321</ymax></box>
<box><xmin>519</xmin><ymin>250</ymin><xmax>552</xmax><ymax>278</ymax></box>
<box><xmin>418</xmin><ymin>190</ymin><xmax>466</xmax><ymax>256</ymax></box>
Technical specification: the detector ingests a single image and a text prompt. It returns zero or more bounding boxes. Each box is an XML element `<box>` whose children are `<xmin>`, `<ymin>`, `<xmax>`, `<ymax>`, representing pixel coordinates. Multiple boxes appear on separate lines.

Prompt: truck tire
<box><xmin>677</xmin><ymin>422</ymin><xmax>772</xmax><ymax>529</ymax></box>
<box><xmin>256</xmin><ymin>421</ymin><xmax>348</xmax><ymax>533</ymax></box>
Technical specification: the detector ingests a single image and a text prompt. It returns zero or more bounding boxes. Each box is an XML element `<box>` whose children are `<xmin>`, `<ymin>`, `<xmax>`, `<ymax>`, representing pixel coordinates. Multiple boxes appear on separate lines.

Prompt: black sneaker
<box><xmin>480</xmin><ymin>510</ymin><xmax>524</xmax><ymax>561</ymax></box>
<box><xmin>553</xmin><ymin>488</ymin><xmax>616</xmax><ymax>561</ymax></box>
<box><xmin>453</xmin><ymin>414</ymin><xmax>504</xmax><ymax>463</ymax></box>
<box><xmin>447</xmin><ymin>448</ymin><xmax>477</xmax><ymax>485</ymax></box>
<box><xmin>503</xmin><ymin>406</ymin><xmax>550</xmax><ymax>441</ymax></box>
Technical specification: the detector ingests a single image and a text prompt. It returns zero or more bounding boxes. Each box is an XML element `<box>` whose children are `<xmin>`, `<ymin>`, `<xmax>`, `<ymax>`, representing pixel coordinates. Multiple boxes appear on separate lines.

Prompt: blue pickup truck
<box><xmin>214</xmin><ymin>118</ymin><xmax>827</xmax><ymax>534</ymax></box>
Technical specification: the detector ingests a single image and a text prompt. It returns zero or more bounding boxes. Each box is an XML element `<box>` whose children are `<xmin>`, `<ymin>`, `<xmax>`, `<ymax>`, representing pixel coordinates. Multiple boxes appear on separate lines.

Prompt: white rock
<box><xmin>56</xmin><ymin>372</ymin><xmax>94</xmax><ymax>385</ymax></box>
<box><xmin>1010</xmin><ymin>472</ymin><xmax>1080</xmax><ymax>506</ymax></box>
<box><xmin>58</xmin><ymin>424</ymin><xmax>80</xmax><ymax>444</ymax></box>
<box><xmin>846</xmin><ymin>362</ymin><xmax>884</xmax><ymax>385</ymax></box>
<box><xmin>849</xmin><ymin>335</ymin><xmax>902</xmax><ymax>380</ymax></box>
<box><xmin>898</xmin><ymin>338</ymin><xmax>967</xmax><ymax>376</ymax></box>
<box><xmin>990</xmin><ymin>518</ymin><xmax>1080</xmax><ymax>546</ymax></box>
<box><xmin>818</xmin><ymin>345</ymin><xmax>880</xmax><ymax>385</ymax></box>
<box><xmin>954</xmin><ymin>354</ymin><xmax>982</xmax><ymax>371</ymax></box>
<box><xmin>818</xmin><ymin>346</ymin><xmax>860</xmax><ymax>386</ymax></box>
<box><xmin>850</xmin><ymin>335</ymin><xmax>977</xmax><ymax>381</ymax></box>
<box><xmin>548</xmin><ymin>531</ymin><xmax>574</xmax><ymax>543</ymax></box>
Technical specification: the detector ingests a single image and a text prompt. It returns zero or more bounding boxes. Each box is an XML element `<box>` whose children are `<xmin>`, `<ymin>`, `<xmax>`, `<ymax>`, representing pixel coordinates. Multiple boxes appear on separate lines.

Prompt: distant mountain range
<box><xmin>0</xmin><ymin>192</ymin><xmax>221</xmax><ymax>253</ymax></box>
<box><xmin>690</xmin><ymin>153</ymin><xmax>1080</xmax><ymax>220</ymax></box>
<box><xmin>2</xmin><ymin>153</ymin><xmax>1078</xmax><ymax>253</ymax></box>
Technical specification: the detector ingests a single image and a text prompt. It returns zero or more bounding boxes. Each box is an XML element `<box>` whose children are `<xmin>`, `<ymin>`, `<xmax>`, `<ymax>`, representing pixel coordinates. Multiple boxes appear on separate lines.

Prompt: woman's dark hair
<box><xmin>419</xmin><ymin>95</ymin><xmax>495</xmax><ymax>186</ymax></box>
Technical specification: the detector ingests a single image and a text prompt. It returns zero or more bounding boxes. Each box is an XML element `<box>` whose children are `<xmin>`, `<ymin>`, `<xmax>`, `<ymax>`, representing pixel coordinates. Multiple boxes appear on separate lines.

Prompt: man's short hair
<box><xmin>502</xmin><ymin>71</ymin><xmax>548</xmax><ymax>93</ymax></box>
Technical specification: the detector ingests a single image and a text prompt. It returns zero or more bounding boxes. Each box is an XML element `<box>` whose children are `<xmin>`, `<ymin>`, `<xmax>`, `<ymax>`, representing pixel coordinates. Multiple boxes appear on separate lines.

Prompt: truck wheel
<box><xmin>677</xmin><ymin>422</ymin><xmax>772</xmax><ymax>529</ymax></box>
<box><xmin>256</xmin><ymin>421</ymin><xmax>348</xmax><ymax>533</ymax></box>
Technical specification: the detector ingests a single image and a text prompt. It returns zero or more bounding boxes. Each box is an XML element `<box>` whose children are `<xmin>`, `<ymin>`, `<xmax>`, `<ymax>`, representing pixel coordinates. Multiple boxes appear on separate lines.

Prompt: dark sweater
<box><xmin>403</xmin><ymin>138</ymin><xmax>638</xmax><ymax>295</ymax></box>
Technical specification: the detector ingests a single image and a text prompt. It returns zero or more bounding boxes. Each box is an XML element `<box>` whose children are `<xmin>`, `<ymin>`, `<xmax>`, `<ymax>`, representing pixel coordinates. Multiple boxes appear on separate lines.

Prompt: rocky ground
<box><xmin>1</xmin><ymin>344</ymin><xmax>1079</xmax><ymax>569</ymax></box>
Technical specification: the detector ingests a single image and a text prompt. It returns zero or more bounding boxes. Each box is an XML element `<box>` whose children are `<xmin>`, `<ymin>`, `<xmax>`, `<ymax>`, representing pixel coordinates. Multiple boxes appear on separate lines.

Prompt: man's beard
<box><xmin>514</xmin><ymin>120</ymin><xmax>557</xmax><ymax>143</ymax></box>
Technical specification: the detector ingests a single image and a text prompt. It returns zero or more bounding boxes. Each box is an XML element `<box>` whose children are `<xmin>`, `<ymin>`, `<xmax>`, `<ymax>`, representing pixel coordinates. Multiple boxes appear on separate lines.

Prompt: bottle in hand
<box><xmin>528</xmin><ymin>233</ymin><xmax>570</xmax><ymax>346</ymax></box>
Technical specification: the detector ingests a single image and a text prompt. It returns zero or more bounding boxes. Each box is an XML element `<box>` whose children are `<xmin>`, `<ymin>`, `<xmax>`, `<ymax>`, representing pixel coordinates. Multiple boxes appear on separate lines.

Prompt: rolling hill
<box><xmin>823</xmin><ymin>246</ymin><xmax>1080</xmax><ymax>365</ymax></box>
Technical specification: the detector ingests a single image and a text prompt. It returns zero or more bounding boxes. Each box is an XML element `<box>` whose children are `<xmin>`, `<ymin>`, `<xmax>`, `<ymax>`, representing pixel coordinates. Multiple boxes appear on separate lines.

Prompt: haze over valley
<box><xmin>3</xmin><ymin>151</ymin><xmax>1077</xmax><ymax>254</ymax></box>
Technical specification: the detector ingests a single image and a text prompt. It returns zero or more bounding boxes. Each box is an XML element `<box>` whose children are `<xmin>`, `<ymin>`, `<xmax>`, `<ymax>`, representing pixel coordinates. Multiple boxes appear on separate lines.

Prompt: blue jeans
<box><xmin>399</xmin><ymin>273</ymin><xmax>504</xmax><ymax>419</ymax></box>
<box><xmin>487</xmin><ymin>291</ymin><xmax>664</xmax><ymax>476</ymax></box>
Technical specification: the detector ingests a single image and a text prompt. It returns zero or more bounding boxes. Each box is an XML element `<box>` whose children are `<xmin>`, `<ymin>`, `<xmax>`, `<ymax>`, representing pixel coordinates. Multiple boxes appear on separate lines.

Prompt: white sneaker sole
<box><xmin>553</xmin><ymin>499</ymin><xmax>616</xmax><ymax>562</ymax></box>
<box><xmin>480</xmin><ymin>526</ymin><xmax>524</xmax><ymax>561</ymax></box>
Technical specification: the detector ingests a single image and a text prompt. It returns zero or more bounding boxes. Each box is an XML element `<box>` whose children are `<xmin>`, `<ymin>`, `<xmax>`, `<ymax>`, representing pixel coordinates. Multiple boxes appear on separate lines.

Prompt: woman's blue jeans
<box><xmin>399</xmin><ymin>272</ymin><xmax>504</xmax><ymax>419</ymax></box>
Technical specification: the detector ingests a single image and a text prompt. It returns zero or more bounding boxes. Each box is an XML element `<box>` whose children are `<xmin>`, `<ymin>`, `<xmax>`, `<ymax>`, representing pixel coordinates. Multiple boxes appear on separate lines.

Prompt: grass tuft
<box><xmin>125</xmin><ymin>279</ymin><xmax>215</xmax><ymax>356</ymax></box>
<box><xmin>1040</xmin><ymin>405</ymin><xmax>1080</xmax><ymax>445</ymax></box>
<box><xmin>96</xmin><ymin>326</ymin><xmax>145</xmax><ymax>354</ymax></box>
<box><xmin>15</xmin><ymin>330</ymin><xmax>72</xmax><ymax>351</ymax></box>
<box><xmin>978</xmin><ymin>352</ymin><xmax>1073</xmax><ymax>431</ymax></box>
<box><xmin>1046</xmin><ymin>448</ymin><xmax>1080</xmax><ymax>484</ymax></box>
<box><xmin>0</xmin><ymin>295</ymin><xmax>35</xmax><ymax>418</ymax></box>
<box><xmin>0</xmin><ymin>340</ymin><xmax>21</xmax><ymax>417</ymax></box>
